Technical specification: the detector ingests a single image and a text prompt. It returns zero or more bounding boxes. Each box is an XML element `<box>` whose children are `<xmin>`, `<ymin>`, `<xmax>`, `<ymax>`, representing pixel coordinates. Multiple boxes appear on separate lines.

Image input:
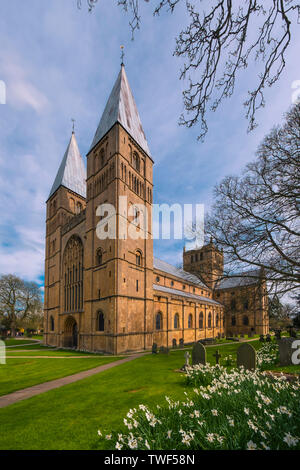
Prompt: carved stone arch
<box><xmin>63</xmin><ymin>235</ymin><xmax>84</xmax><ymax>313</ymax></box>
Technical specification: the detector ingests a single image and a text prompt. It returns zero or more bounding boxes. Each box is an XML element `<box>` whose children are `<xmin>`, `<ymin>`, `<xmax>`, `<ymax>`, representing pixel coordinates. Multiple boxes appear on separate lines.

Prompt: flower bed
<box><xmin>98</xmin><ymin>364</ymin><xmax>300</xmax><ymax>450</ymax></box>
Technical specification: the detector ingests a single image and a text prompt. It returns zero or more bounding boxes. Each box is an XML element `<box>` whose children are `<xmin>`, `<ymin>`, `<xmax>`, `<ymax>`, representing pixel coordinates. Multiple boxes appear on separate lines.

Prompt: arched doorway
<box><xmin>64</xmin><ymin>315</ymin><xmax>78</xmax><ymax>348</ymax></box>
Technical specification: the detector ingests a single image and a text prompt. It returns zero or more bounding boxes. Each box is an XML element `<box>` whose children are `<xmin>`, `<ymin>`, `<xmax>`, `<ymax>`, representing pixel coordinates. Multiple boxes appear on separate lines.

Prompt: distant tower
<box><xmin>183</xmin><ymin>238</ymin><xmax>224</xmax><ymax>289</ymax></box>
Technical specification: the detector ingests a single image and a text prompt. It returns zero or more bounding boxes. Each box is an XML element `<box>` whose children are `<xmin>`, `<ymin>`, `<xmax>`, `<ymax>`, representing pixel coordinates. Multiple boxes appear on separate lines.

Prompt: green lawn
<box><xmin>4</xmin><ymin>339</ymin><xmax>40</xmax><ymax>346</ymax></box>
<box><xmin>0</xmin><ymin>351</ymin><xmax>188</xmax><ymax>450</ymax></box>
<box><xmin>6</xmin><ymin>348</ymin><xmax>108</xmax><ymax>357</ymax></box>
<box><xmin>0</xmin><ymin>340</ymin><xmax>298</xmax><ymax>450</ymax></box>
<box><xmin>0</xmin><ymin>356</ymin><xmax>121</xmax><ymax>396</ymax></box>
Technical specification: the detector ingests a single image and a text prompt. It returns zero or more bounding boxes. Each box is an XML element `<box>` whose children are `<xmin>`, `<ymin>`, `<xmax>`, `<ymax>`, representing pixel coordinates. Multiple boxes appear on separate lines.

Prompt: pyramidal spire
<box><xmin>90</xmin><ymin>65</ymin><xmax>151</xmax><ymax>156</ymax></box>
<box><xmin>49</xmin><ymin>131</ymin><xmax>86</xmax><ymax>199</ymax></box>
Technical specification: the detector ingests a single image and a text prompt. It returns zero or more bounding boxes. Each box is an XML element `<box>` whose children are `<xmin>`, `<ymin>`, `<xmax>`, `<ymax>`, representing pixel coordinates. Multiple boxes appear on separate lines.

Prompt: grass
<box><xmin>0</xmin><ymin>351</ymin><xmax>189</xmax><ymax>450</ymax></box>
<box><xmin>5</xmin><ymin>348</ymin><xmax>108</xmax><ymax>357</ymax></box>
<box><xmin>0</xmin><ymin>355</ymin><xmax>122</xmax><ymax>396</ymax></box>
<box><xmin>0</xmin><ymin>339</ymin><xmax>298</xmax><ymax>450</ymax></box>
<box><xmin>4</xmin><ymin>339</ymin><xmax>40</xmax><ymax>346</ymax></box>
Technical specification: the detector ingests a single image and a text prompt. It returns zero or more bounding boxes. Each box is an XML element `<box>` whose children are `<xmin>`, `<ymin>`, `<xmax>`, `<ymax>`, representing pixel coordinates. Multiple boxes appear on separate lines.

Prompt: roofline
<box><xmin>46</xmin><ymin>184</ymin><xmax>87</xmax><ymax>204</ymax></box>
<box><xmin>153</xmin><ymin>267</ymin><xmax>210</xmax><ymax>291</ymax></box>
<box><xmin>153</xmin><ymin>284</ymin><xmax>223</xmax><ymax>306</ymax></box>
<box><xmin>87</xmin><ymin>121</ymin><xmax>154</xmax><ymax>163</ymax></box>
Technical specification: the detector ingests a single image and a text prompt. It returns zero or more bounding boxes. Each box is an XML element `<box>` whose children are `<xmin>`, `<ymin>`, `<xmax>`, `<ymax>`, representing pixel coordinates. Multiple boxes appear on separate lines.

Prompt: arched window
<box><xmin>208</xmin><ymin>312</ymin><xmax>212</xmax><ymax>328</ymax></box>
<box><xmin>243</xmin><ymin>315</ymin><xmax>249</xmax><ymax>326</ymax></box>
<box><xmin>132</xmin><ymin>152</ymin><xmax>140</xmax><ymax>172</ymax></box>
<box><xmin>174</xmin><ymin>313</ymin><xmax>179</xmax><ymax>329</ymax></box>
<box><xmin>69</xmin><ymin>198</ymin><xmax>75</xmax><ymax>213</ymax></box>
<box><xmin>63</xmin><ymin>236</ymin><xmax>84</xmax><ymax>312</ymax></box>
<box><xmin>156</xmin><ymin>313</ymin><xmax>162</xmax><ymax>330</ymax></box>
<box><xmin>97</xmin><ymin>311</ymin><xmax>104</xmax><ymax>331</ymax></box>
<box><xmin>231</xmin><ymin>316</ymin><xmax>236</xmax><ymax>326</ymax></box>
<box><xmin>50</xmin><ymin>316</ymin><xmax>54</xmax><ymax>331</ymax></box>
<box><xmin>243</xmin><ymin>299</ymin><xmax>249</xmax><ymax>310</ymax></box>
<box><xmin>76</xmin><ymin>202</ymin><xmax>82</xmax><ymax>214</ymax></box>
<box><xmin>96</xmin><ymin>249</ymin><xmax>103</xmax><ymax>265</ymax></box>
<box><xmin>231</xmin><ymin>299</ymin><xmax>236</xmax><ymax>311</ymax></box>
<box><xmin>216</xmin><ymin>313</ymin><xmax>219</xmax><ymax>327</ymax></box>
<box><xmin>199</xmin><ymin>312</ymin><xmax>204</xmax><ymax>329</ymax></box>
<box><xmin>188</xmin><ymin>314</ymin><xmax>193</xmax><ymax>328</ymax></box>
<box><xmin>136</xmin><ymin>250</ymin><xmax>142</xmax><ymax>266</ymax></box>
<box><xmin>100</xmin><ymin>148</ymin><xmax>105</xmax><ymax>167</ymax></box>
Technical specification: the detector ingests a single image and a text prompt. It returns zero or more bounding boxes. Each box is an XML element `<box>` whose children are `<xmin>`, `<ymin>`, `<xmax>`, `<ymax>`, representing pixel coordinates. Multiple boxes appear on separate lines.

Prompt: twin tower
<box><xmin>44</xmin><ymin>65</ymin><xmax>155</xmax><ymax>353</ymax></box>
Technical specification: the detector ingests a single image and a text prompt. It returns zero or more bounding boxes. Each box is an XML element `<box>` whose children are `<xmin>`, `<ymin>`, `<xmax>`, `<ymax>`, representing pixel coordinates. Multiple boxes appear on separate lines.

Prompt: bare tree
<box><xmin>0</xmin><ymin>275</ymin><xmax>42</xmax><ymax>336</ymax></box>
<box><xmin>203</xmin><ymin>103</ymin><xmax>300</xmax><ymax>295</ymax></box>
<box><xmin>80</xmin><ymin>0</ymin><xmax>300</xmax><ymax>140</ymax></box>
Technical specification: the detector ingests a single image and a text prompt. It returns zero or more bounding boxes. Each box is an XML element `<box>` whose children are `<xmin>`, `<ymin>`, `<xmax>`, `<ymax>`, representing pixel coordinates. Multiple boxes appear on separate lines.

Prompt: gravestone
<box><xmin>159</xmin><ymin>346</ymin><xmax>169</xmax><ymax>354</ymax></box>
<box><xmin>180</xmin><ymin>351</ymin><xmax>191</xmax><ymax>371</ymax></box>
<box><xmin>172</xmin><ymin>338</ymin><xmax>177</xmax><ymax>349</ymax></box>
<box><xmin>278</xmin><ymin>338</ymin><xmax>295</xmax><ymax>366</ymax></box>
<box><xmin>240</xmin><ymin>334</ymin><xmax>244</xmax><ymax>339</ymax></box>
<box><xmin>237</xmin><ymin>343</ymin><xmax>256</xmax><ymax>370</ymax></box>
<box><xmin>184</xmin><ymin>351</ymin><xmax>190</xmax><ymax>367</ymax></box>
<box><xmin>217</xmin><ymin>333</ymin><xmax>221</xmax><ymax>340</ymax></box>
<box><xmin>192</xmin><ymin>342</ymin><xmax>206</xmax><ymax>366</ymax></box>
<box><xmin>266</xmin><ymin>334</ymin><xmax>271</xmax><ymax>343</ymax></box>
<box><xmin>275</xmin><ymin>329</ymin><xmax>282</xmax><ymax>340</ymax></box>
<box><xmin>248</xmin><ymin>330</ymin><xmax>254</xmax><ymax>338</ymax></box>
<box><xmin>259</xmin><ymin>334</ymin><xmax>265</xmax><ymax>342</ymax></box>
<box><xmin>152</xmin><ymin>343</ymin><xmax>158</xmax><ymax>354</ymax></box>
<box><xmin>179</xmin><ymin>338</ymin><xmax>184</xmax><ymax>348</ymax></box>
<box><xmin>289</xmin><ymin>328</ymin><xmax>297</xmax><ymax>338</ymax></box>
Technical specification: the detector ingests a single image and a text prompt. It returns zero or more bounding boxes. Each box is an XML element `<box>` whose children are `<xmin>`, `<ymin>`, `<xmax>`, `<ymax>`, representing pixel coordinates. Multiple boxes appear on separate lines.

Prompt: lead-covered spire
<box><xmin>49</xmin><ymin>131</ymin><xmax>86</xmax><ymax>199</ymax></box>
<box><xmin>90</xmin><ymin>65</ymin><xmax>151</xmax><ymax>156</ymax></box>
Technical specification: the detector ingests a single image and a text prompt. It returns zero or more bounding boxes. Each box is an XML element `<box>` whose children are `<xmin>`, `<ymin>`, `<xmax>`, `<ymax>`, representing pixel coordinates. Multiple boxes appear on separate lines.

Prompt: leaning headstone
<box><xmin>278</xmin><ymin>338</ymin><xmax>295</xmax><ymax>366</ymax></box>
<box><xmin>172</xmin><ymin>338</ymin><xmax>177</xmax><ymax>349</ymax></box>
<box><xmin>159</xmin><ymin>346</ymin><xmax>169</xmax><ymax>354</ymax></box>
<box><xmin>266</xmin><ymin>334</ymin><xmax>271</xmax><ymax>343</ymax></box>
<box><xmin>259</xmin><ymin>334</ymin><xmax>265</xmax><ymax>342</ymax></box>
<box><xmin>237</xmin><ymin>343</ymin><xmax>256</xmax><ymax>370</ymax></box>
<box><xmin>192</xmin><ymin>342</ymin><xmax>206</xmax><ymax>366</ymax></box>
<box><xmin>179</xmin><ymin>338</ymin><xmax>184</xmax><ymax>348</ymax></box>
<box><xmin>152</xmin><ymin>343</ymin><xmax>158</xmax><ymax>354</ymax></box>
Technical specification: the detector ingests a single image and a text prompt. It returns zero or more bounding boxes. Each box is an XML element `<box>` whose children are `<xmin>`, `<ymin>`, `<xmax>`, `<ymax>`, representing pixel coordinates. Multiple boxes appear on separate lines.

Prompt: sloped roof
<box><xmin>153</xmin><ymin>257</ymin><xmax>208</xmax><ymax>289</ymax></box>
<box><xmin>153</xmin><ymin>284</ymin><xmax>222</xmax><ymax>306</ymax></box>
<box><xmin>216</xmin><ymin>269</ymin><xmax>261</xmax><ymax>290</ymax></box>
<box><xmin>89</xmin><ymin>65</ymin><xmax>151</xmax><ymax>156</ymax></box>
<box><xmin>49</xmin><ymin>132</ymin><xmax>86</xmax><ymax>199</ymax></box>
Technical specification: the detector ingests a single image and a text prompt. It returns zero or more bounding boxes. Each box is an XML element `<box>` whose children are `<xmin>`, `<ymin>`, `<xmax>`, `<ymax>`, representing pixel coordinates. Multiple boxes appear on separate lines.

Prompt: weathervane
<box><xmin>120</xmin><ymin>45</ymin><xmax>125</xmax><ymax>66</ymax></box>
<box><xmin>71</xmin><ymin>118</ymin><xmax>76</xmax><ymax>134</ymax></box>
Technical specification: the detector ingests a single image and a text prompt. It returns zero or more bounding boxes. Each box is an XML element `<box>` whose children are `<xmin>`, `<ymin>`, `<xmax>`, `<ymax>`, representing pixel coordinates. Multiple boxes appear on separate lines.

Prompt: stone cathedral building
<box><xmin>44</xmin><ymin>65</ymin><xmax>269</xmax><ymax>354</ymax></box>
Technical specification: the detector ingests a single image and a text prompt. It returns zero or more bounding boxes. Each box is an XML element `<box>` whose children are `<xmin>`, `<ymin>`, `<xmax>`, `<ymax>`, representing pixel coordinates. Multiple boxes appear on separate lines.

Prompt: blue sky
<box><xmin>0</xmin><ymin>0</ymin><xmax>299</xmax><ymax>288</ymax></box>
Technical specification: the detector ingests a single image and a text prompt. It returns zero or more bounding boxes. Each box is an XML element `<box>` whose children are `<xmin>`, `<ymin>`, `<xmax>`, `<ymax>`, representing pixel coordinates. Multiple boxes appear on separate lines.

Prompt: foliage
<box><xmin>99</xmin><ymin>365</ymin><xmax>300</xmax><ymax>450</ymax></box>
<box><xmin>0</xmin><ymin>274</ymin><xmax>42</xmax><ymax>335</ymax></box>
<box><xmin>81</xmin><ymin>0</ymin><xmax>300</xmax><ymax>140</ymax></box>
<box><xmin>205</xmin><ymin>103</ymin><xmax>300</xmax><ymax>295</ymax></box>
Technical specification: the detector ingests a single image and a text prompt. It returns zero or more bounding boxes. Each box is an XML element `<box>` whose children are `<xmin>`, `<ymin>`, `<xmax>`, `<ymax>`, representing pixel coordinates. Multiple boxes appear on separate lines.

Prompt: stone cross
<box><xmin>192</xmin><ymin>342</ymin><xmax>206</xmax><ymax>366</ymax></box>
<box><xmin>213</xmin><ymin>349</ymin><xmax>221</xmax><ymax>365</ymax></box>
<box><xmin>237</xmin><ymin>343</ymin><xmax>256</xmax><ymax>370</ymax></box>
